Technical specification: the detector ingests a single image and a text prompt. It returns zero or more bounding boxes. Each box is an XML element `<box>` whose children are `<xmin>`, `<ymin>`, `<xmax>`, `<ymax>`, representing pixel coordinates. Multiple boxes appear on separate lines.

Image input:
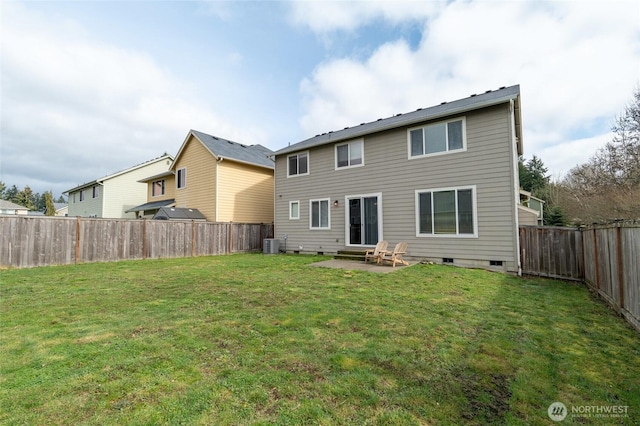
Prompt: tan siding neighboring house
<box><xmin>170</xmin><ymin>130</ymin><xmax>274</xmax><ymax>222</ymax></box>
<box><xmin>173</xmin><ymin>136</ymin><xmax>217</xmax><ymax>220</ymax></box>
<box><xmin>126</xmin><ymin>171</ymin><xmax>176</xmax><ymax>219</ymax></box>
<box><xmin>274</xmin><ymin>85</ymin><xmax>524</xmax><ymax>273</ymax></box>
<box><xmin>217</xmin><ymin>160</ymin><xmax>274</xmax><ymax>223</ymax></box>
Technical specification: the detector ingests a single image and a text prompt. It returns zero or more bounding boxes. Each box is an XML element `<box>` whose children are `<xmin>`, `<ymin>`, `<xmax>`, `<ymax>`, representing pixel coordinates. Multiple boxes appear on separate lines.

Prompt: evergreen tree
<box><xmin>5</xmin><ymin>185</ymin><xmax>19</xmax><ymax>203</ymax></box>
<box><xmin>14</xmin><ymin>186</ymin><xmax>36</xmax><ymax>210</ymax></box>
<box><xmin>0</xmin><ymin>181</ymin><xmax>5</xmax><ymax>199</ymax></box>
<box><xmin>44</xmin><ymin>191</ymin><xmax>56</xmax><ymax>216</ymax></box>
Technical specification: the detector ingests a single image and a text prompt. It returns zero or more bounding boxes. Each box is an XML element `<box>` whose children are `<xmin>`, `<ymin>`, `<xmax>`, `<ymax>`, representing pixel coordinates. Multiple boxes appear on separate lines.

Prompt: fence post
<box><xmin>616</xmin><ymin>224</ymin><xmax>625</xmax><ymax>311</ymax></box>
<box><xmin>593</xmin><ymin>228</ymin><xmax>600</xmax><ymax>291</ymax></box>
<box><xmin>229</xmin><ymin>222</ymin><xmax>233</xmax><ymax>253</ymax></box>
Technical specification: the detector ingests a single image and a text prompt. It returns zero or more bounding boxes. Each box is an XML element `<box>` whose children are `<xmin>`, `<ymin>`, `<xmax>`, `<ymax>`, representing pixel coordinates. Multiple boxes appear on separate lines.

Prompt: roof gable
<box><xmin>172</xmin><ymin>130</ymin><xmax>274</xmax><ymax>170</ymax></box>
<box><xmin>275</xmin><ymin>85</ymin><xmax>522</xmax><ymax>156</ymax></box>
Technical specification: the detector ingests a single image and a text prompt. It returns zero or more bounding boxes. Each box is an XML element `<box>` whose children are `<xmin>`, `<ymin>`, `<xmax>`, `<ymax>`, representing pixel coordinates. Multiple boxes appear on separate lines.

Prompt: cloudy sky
<box><xmin>1</xmin><ymin>0</ymin><xmax>638</xmax><ymax>198</ymax></box>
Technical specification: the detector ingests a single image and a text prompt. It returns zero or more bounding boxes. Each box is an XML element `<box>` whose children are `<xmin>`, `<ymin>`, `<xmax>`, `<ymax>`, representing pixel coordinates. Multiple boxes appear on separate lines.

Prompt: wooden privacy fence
<box><xmin>0</xmin><ymin>216</ymin><xmax>274</xmax><ymax>269</ymax></box>
<box><xmin>520</xmin><ymin>221</ymin><xmax>640</xmax><ymax>332</ymax></box>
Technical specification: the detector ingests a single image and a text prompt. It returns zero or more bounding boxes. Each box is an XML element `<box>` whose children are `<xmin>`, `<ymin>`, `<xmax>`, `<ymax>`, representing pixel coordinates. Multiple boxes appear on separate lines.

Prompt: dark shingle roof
<box><xmin>275</xmin><ymin>85</ymin><xmax>521</xmax><ymax>156</ymax></box>
<box><xmin>125</xmin><ymin>199</ymin><xmax>175</xmax><ymax>213</ymax></box>
<box><xmin>153</xmin><ymin>207</ymin><xmax>206</xmax><ymax>221</ymax></box>
<box><xmin>190</xmin><ymin>130</ymin><xmax>274</xmax><ymax>169</ymax></box>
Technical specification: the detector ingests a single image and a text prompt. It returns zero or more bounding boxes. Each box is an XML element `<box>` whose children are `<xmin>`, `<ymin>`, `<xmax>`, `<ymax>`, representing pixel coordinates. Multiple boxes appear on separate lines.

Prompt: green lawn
<box><xmin>1</xmin><ymin>254</ymin><xmax>638</xmax><ymax>425</ymax></box>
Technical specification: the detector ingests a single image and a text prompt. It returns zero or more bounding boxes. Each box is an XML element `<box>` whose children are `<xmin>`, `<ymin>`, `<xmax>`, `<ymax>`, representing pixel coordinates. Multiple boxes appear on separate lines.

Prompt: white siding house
<box><xmin>65</xmin><ymin>154</ymin><xmax>174</xmax><ymax>218</ymax></box>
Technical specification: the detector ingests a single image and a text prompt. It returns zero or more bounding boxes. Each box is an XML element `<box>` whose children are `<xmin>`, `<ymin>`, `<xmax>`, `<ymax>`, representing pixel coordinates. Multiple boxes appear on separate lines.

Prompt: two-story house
<box><xmin>65</xmin><ymin>154</ymin><xmax>174</xmax><ymax>218</ymax></box>
<box><xmin>168</xmin><ymin>130</ymin><xmax>274</xmax><ymax>223</ymax></box>
<box><xmin>273</xmin><ymin>85</ymin><xmax>524</xmax><ymax>273</ymax></box>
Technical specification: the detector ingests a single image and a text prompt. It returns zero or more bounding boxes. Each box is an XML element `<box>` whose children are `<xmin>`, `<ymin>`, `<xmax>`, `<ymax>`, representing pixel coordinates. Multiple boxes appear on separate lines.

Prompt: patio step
<box><xmin>334</xmin><ymin>249</ymin><xmax>367</xmax><ymax>261</ymax></box>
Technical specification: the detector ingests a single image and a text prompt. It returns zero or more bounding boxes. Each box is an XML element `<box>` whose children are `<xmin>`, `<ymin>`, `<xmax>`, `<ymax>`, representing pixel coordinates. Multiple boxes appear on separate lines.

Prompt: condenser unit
<box><xmin>263</xmin><ymin>238</ymin><xmax>280</xmax><ymax>254</ymax></box>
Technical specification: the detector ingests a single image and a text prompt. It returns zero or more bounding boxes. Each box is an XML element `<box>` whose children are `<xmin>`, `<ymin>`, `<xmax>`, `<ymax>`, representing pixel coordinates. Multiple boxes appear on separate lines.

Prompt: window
<box><xmin>309</xmin><ymin>199</ymin><xmax>330</xmax><ymax>229</ymax></box>
<box><xmin>409</xmin><ymin>117</ymin><xmax>466</xmax><ymax>158</ymax></box>
<box><xmin>288</xmin><ymin>152</ymin><xmax>309</xmax><ymax>177</ymax></box>
<box><xmin>79</xmin><ymin>190</ymin><xmax>85</xmax><ymax>202</ymax></box>
<box><xmin>289</xmin><ymin>201</ymin><xmax>300</xmax><ymax>220</ymax></box>
<box><xmin>177</xmin><ymin>168</ymin><xmax>186</xmax><ymax>189</ymax></box>
<box><xmin>336</xmin><ymin>139</ymin><xmax>364</xmax><ymax>169</ymax></box>
<box><xmin>92</xmin><ymin>186</ymin><xmax>99</xmax><ymax>198</ymax></box>
<box><xmin>415</xmin><ymin>186</ymin><xmax>476</xmax><ymax>237</ymax></box>
<box><xmin>152</xmin><ymin>179</ymin><xmax>165</xmax><ymax>197</ymax></box>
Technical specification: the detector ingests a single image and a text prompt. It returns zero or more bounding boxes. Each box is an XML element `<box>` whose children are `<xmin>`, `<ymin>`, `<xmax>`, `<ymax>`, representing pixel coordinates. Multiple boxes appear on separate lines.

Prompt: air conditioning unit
<box><xmin>263</xmin><ymin>238</ymin><xmax>279</xmax><ymax>254</ymax></box>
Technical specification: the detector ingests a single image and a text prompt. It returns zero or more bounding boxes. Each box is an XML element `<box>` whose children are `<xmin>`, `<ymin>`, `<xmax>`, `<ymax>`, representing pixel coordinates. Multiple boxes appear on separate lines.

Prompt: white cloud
<box><xmin>289</xmin><ymin>0</ymin><xmax>441</xmax><ymax>34</ymax></box>
<box><xmin>296</xmin><ymin>0</ymin><xmax>640</xmax><ymax>176</ymax></box>
<box><xmin>0</xmin><ymin>2</ymin><xmax>265</xmax><ymax>196</ymax></box>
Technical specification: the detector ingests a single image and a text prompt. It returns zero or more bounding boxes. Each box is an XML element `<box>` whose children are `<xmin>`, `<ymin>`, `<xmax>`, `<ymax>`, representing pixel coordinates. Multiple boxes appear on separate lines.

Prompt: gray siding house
<box><xmin>273</xmin><ymin>85</ymin><xmax>524</xmax><ymax>273</ymax></box>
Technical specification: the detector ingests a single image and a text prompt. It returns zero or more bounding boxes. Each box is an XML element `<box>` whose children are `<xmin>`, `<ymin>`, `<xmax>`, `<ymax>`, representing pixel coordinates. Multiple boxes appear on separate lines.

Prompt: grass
<box><xmin>1</xmin><ymin>254</ymin><xmax>639</xmax><ymax>425</ymax></box>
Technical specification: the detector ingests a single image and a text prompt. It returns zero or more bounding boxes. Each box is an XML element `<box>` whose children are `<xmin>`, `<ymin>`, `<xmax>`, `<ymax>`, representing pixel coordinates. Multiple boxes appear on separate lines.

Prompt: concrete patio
<box><xmin>309</xmin><ymin>259</ymin><xmax>415</xmax><ymax>273</ymax></box>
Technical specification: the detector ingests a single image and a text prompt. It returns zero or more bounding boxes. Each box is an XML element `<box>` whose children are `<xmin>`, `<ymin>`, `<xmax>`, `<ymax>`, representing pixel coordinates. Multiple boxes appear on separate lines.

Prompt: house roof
<box><xmin>275</xmin><ymin>85</ymin><xmax>522</xmax><ymax>156</ymax></box>
<box><xmin>125</xmin><ymin>199</ymin><xmax>175</xmax><ymax>213</ymax></box>
<box><xmin>173</xmin><ymin>130</ymin><xmax>274</xmax><ymax>170</ymax></box>
<box><xmin>0</xmin><ymin>199</ymin><xmax>29</xmax><ymax>210</ymax></box>
<box><xmin>64</xmin><ymin>153</ymin><xmax>174</xmax><ymax>194</ymax></box>
<box><xmin>137</xmin><ymin>170</ymin><xmax>175</xmax><ymax>183</ymax></box>
<box><xmin>152</xmin><ymin>206</ymin><xmax>206</xmax><ymax>221</ymax></box>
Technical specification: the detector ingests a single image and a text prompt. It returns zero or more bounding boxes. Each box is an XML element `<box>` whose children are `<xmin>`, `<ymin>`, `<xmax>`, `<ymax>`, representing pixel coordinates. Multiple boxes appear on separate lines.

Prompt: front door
<box><xmin>347</xmin><ymin>195</ymin><xmax>380</xmax><ymax>246</ymax></box>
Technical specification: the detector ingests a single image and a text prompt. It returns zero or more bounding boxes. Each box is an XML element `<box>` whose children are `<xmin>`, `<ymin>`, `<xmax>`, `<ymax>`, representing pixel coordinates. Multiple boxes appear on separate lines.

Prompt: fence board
<box><xmin>1</xmin><ymin>216</ymin><xmax>273</xmax><ymax>268</ymax></box>
<box><xmin>519</xmin><ymin>226</ymin><xmax>583</xmax><ymax>280</ymax></box>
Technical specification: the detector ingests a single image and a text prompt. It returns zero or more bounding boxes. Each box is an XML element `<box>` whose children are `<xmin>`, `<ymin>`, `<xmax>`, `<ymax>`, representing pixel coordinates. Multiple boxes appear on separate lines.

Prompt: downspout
<box><xmin>510</xmin><ymin>99</ymin><xmax>522</xmax><ymax>276</ymax></box>
<box><xmin>216</xmin><ymin>157</ymin><xmax>224</xmax><ymax>222</ymax></box>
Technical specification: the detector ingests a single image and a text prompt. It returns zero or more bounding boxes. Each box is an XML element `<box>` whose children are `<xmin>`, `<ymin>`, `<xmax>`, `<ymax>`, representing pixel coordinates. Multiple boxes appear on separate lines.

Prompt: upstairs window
<box><xmin>336</xmin><ymin>139</ymin><xmax>364</xmax><ymax>169</ymax></box>
<box><xmin>409</xmin><ymin>117</ymin><xmax>466</xmax><ymax>158</ymax></box>
<box><xmin>79</xmin><ymin>190</ymin><xmax>85</xmax><ymax>202</ymax></box>
<box><xmin>416</xmin><ymin>186</ymin><xmax>476</xmax><ymax>237</ymax></box>
<box><xmin>288</xmin><ymin>152</ymin><xmax>309</xmax><ymax>177</ymax></box>
<box><xmin>152</xmin><ymin>179</ymin><xmax>165</xmax><ymax>197</ymax></box>
<box><xmin>177</xmin><ymin>168</ymin><xmax>186</xmax><ymax>189</ymax></box>
<box><xmin>92</xmin><ymin>186</ymin><xmax>99</xmax><ymax>198</ymax></box>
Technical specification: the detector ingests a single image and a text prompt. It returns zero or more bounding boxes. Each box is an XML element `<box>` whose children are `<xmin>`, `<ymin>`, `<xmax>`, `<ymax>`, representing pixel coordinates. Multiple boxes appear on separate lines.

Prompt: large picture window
<box><xmin>288</xmin><ymin>152</ymin><xmax>309</xmax><ymax>177</ymax></box>
<box><xmin>336</xmin><ymin>139</ymin><xmax>364</xmax><ymax>169</ymax></box>
<box><xmin>409</xmin><ymin>117</ymin><xmax>466</xmax><ymax>158</ymax></box>
<box><xmin>310</xmin><ymin>199</ymin><xmax>330</xmax><ymax>230</ymax></box>
<box><xmin>415</xmin><ymin>186</ymin><xmax>476</xmax><ymax>237</ymax></box>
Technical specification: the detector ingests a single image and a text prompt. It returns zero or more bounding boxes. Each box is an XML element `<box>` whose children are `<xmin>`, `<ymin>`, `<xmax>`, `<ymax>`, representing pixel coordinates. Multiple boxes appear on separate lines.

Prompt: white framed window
<box><xmin>309</xmin><ymin>198</ymin><xmax>330</xmax><ymax>230</ymax></box>
<box><xmin>177</xmin><ymin>168</ymin><xmax>186</xmax><ymax>189</ymax></box>
<box><xmin>92</xmin><ymin>185</ymin><xmax>99</xmax><ymax>198</ymax></box>
<box><xmin>408</xmin><ymin>117</ymin><xmax>466</xmax><ymax>158</ymax></box>
<box><xmin>335</xmin><ymin>139</ymin><xmax>364</xmax><ymax>169</ymax></box>
<box><xmin>79</xmin><ymin>190</ymin><xmax>85</xmax><ymax>202</ymax></box>
<box><xmin>289</xmin><ymin>201</ymin><xmax>300</xmax><ymax>220</ymax></box>
<box><xmin>152</xmin><ymin>179</ymin><xmax>165</xmax><ymax>197</ymax></box>
<box><xmin>287</xmin><ymin>152</ymin><xmax>309</xmax><ymax>177</ymax></box>
<box><xmin>415</xmin><ymin>186</ymin><xmax>477</xmax><ymax>237</ymax></box>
